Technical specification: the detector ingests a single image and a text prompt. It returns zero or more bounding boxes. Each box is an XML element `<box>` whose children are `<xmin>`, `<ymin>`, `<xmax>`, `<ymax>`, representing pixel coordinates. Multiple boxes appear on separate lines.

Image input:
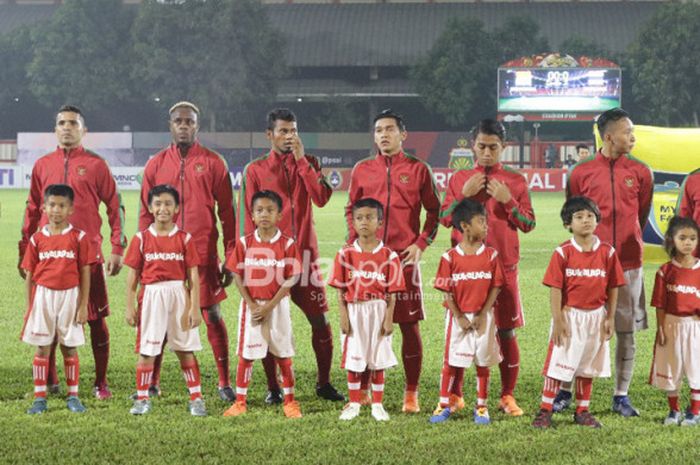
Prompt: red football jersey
<box><xmin>434</xmin><ymin>244</ymin><xmax>505</xmax><ymax>313</ymax></box>
<box><xmin>328</xmin><ymin>240</ymin><xmax>405</xmax><ymax>303</ymax></box>
<box><xmin>21</xmin><ymin>224</ymin><xmax>92</xmax><ymax>290</ymax></box>
<box><xmin>543</xmin><ymin>237</ymin><xmax>626</xmax><ymax>309</ymax></box>
<box><xmin>124</xmin><ymin>225</ymin><xmax>200</xmax><ymax>285</ymax></box>
<box><xmin>225</xmin><ymin>230</ymin><xmax>301</xmax><ymax>300</ymax></box>
<box><xmin>651</xmin><ymin>260</ymin><xmax>700</xmax><ymax>317</ymax></box>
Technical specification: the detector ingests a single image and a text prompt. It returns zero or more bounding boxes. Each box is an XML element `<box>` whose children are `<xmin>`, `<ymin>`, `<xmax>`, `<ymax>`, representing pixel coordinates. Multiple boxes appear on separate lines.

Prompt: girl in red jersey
<box><xmin>650</xmin><ymin>216</ymin><xmax>700</xmax><ymax>426</ymax></box>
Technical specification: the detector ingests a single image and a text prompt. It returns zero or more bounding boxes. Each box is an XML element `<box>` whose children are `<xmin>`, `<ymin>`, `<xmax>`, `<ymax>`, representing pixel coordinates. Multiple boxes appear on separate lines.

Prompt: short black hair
<box><xmin>470</xmin><ymin>119</ymin><xmax>506</xmax><ymax>143</ymax></box>
<box><xmin>267</xmin><ymin>108</ymin><xmax>296</xmax><ymax>131</ymax></box>
<box><xmin>596</xmin><ymin>108</ymin><xmax>630</xmax><ymax>136</ymax></box>
<box><xmin>664</xmin><ymin>216</ymin><xmax>700</xmax><ymax>258</ymax></box>
<box><xmin>373</xmin><ymin>109</ymin><xmax>406</xmax><ymax>132</ymax></box>
<box><xmin>251</xmin><ymin>190</ymin><xmax>283</xmax><ymax>211</ymax></box>
<box><xmin>451</xmin><ymin>199</ymin><xmax>487</xmax><ymax>232</ymax></box>
<box><xmin>148</xmin><ymin>184</ymin><xmax>180</xmax><ymax>206</ymax></box>
<box><xmin>575</xmin><ymin>143</ymin><xmax>589</xmax><ymax>153</ymax></box>
<box><xmin>352</xmin><ymin>197</ymin><xmax>384</xmax><ymax>221</ymax></box>
<box><xmin>44</xmin><ymin>184</ymin><xmax>74</xmax><ymax>203</ymax></box>
<box><xmin>560</xmin><ymin>196</ymin><xmax>601</xmax><ymax>227</ymax></box>
<box><xmin>57</xmin><ymin>105</ymin><xmax>83</xmax><ymax>117</ymax></box>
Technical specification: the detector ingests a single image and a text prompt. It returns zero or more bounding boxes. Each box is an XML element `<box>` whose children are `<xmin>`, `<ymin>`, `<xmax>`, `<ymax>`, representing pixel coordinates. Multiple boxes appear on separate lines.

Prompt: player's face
<box><xmin>673</xmin><ymin>227</ymin><xmax>698</xmax><ymax>257</ymax></box>
<box><xmin>461</xmin><ymin>214</ymin><xmax>487</xmax><ymax>241</ymax></box>
<box><xmin>267</xmin><ymin>120</ymin><xmax>298</xmax><ymax>154</ymax></box>
<box><xmin>569</xmin><ymin>209</ymin><xmax>598</xmax><ymax>237</ymax></box>
<box><xmin>604</xmin><ymin>117</ymin><xmax>635</xmax><ymax>154</ymax></box>
<box><xmin>43</xmin><ymin>195</ymin><xmax>73</xmax><ymax>226</ymax></box>
<box><xmin>576</xmin><ymin>147</ymin><xmax>590</xmax><ymax>159</ymax></box>
<box><xmin>148</xmin><ymin>193</ymin><xmax>179</xmax><ymax>225</ymax></box>
<box><xmin>252</xmin><ymin>197</ymin><xmax>281</xmax><ymax>230</ymax></box>
<box><xmin>374</xmin><ymin>118</ymin><xmax>406</xmax><ymax>156</ymax></box>
<box><xmin>472</xmin><ymin>133</ymin><xmax>504</xmax><ymax>167</ymax></box>
<box><xmin>55</xmin><ymin>111</ymin><xmax>85</xmax><ymax>149</ymax></box>
<box><xmin>169</xmin><ymin>107</ymin><xmax>199</xmax><ymax>146</ymax></box>
<box><xmin>353</xmin><ymin>206</ymin><xmax>382</xmax><ymax>237</ymax></box>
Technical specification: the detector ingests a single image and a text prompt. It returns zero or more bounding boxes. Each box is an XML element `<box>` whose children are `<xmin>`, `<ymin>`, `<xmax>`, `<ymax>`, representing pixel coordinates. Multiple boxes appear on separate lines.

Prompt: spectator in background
<box><xmin>545</xmin><ymin>144</ymin><xmax>557</xmax><ymax>168</ymax></box>
<box><xmin>575</xmin><ymin>143</ymin><xmax>591</xmax><ymax>162</ymax></box>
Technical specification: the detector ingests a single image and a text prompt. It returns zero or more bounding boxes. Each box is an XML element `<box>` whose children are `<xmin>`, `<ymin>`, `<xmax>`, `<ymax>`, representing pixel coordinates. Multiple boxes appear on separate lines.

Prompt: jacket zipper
<box><xmin>609</xmin><ymin>159</ymin><xmax>616</xmax><ymax>248</ymax></box>
<box><xmin>64</xmin><ymin>150</ymin><xmax>69</xmax><ymax>183</ymax></box>
<box><xmin>180</xmin><ymin>155</ymin><xmax>186</xmax><ymax>229</ymax></box>
<box><xmin>283</xmin><ymin>158</ymin><xmax>297</xmax><ymax>239</ymax></box>
<box><xmin>383</xmin><ymin>156</ymin><xmax>393</xmax><ymax>243</ymax></box>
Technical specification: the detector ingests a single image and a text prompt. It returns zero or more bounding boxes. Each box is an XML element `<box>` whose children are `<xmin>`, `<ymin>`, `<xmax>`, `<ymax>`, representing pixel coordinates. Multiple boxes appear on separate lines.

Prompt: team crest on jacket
<box><xmin>399</xmin><ymin>174</ymin><xmax>410</xmax><ymax>184</ymax></box>
<box><xmin>624</xmin><ymin>176</ymin><xmax>634</xmax><ymax>187</ymax></box>
<box><xmin>195</xmin><ymin>163</ymin><xmax>205</xmax><ymax>173</ymax></box>
<box><xmin>76</xmin><ymin>166</ymin><xmax>87</xmax><ymax>176</ymax></box>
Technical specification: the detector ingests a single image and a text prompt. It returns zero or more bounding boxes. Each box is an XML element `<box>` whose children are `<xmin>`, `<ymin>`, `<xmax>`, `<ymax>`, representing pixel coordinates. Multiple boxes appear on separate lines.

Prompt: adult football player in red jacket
<box><xmin>440</xmin><ymin>119</ymin><xmax>535</xmax><ymax>417</ymax></box>
<box><xmin>19</xmin><ymin>105</ymin><xmax>126</xmax><ymax>400</ymax></box>
<box><xmin>678</xmin><ymin>169</ymin><xmax>700</xmax><ymax>256</ymax></box>
<box><xmin>565</xmin><ymin>108</ymin><xmax>653</xmax><ymax>417</ymax></box>
<box><xmin>138</xmin><ymin>102</ymin><xmax>236</xmax><ymax>401</ymax></box>
<box><xmin>239</xmin><ymin>108</ymin><xmax>344</xmax><ymax>403</ymax></box>
<box><xmin>346</xmin><ymin>109</ymin><xmax>441</xmax><ymax>413</ymax></box>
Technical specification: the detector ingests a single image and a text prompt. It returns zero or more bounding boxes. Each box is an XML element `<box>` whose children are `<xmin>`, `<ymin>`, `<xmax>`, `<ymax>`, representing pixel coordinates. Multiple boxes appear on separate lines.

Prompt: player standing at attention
<box><xmin>125</xmin><ymin>185</ymin><xmax>206</xmax><ymax>416</ymax></box>
<box><xmin>21</xmin><ymin>184</ymin><xmax>92</xmax><ymax>414</ymax></box>
<box><xmin>330</xmin><ymin>198</ymin><xmax>405</xmax><ymax>422</ymax></box>
<box><xmin>440</xmin><ymin>119</ymin><xmax>535</xmax><ymax>417</ymax></box>
<box><xmin>223</xmin><ymin>190</ymin><xmax>302</xmax><ymax>419</ymax></box>
<box><xmin>533</xmin><ymin>197</ymin><xmax>626</xmax><ymax>429</ymax></box>
<box><xmin>240</xmin><ymin>109</ymin><xmax>343</xmax><ymax>403</ymax></box>
<box><xmin>138</xmin><ymin>102</ymin><xmax>236</xmax><ymax>401</ymax></box>
<box><xmin>677</xmin><ymin>169</ymin><xmax>700</xmax><ymax>257</ymax></box>
<box><xmin>649</xmin><ymin>216</ymin><xmax>700</xmax><ymax>426</ymax></box>
<box><xmin>430</xmin><ymin>199</ymin><xmax>504</xmax><ymax>425</ymax></box>
<box><xmin>346</xmin><ymin>109</ymin><xmax>440</xmax><ymax>413</ymax></box>
<box><xmin>563</xmin><ymin>108</ymin><xmax>653</xmax><ymax>417</ymax></box>
<box><xmin>19</xmin><ymin>105</ymin><xmax>125</xmax><ymax>400</ymax></box>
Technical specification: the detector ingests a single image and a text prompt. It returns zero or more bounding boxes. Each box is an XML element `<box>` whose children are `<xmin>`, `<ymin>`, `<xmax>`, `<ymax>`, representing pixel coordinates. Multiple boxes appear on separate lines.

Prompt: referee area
<box><xmin>0</xmin><ymin>189</ymin><xmax>692</xmax><ymax>465</ymax></box>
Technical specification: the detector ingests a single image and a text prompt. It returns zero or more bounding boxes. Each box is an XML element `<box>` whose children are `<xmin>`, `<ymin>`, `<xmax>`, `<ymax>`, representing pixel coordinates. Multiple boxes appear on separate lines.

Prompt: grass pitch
<box><xmin>0</xmin><ymin>190</ymin><xmax>696</xmax><ymax>464</ymax></box>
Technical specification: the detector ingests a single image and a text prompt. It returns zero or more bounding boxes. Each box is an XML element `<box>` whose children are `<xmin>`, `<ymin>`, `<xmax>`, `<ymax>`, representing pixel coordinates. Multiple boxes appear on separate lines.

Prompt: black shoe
<box><xmin>265</xmin><ymin>389</ymin><xmax>283</xmax><ymax>405</ymax></box>
<box><xmin>316</xmin><ymin>383</ymin><xmax>345</xmax><ymax>402</ymax></box>
<box><xmin>218</xmin><ymin>386</ymin><xmax>235</xmax><ymax>403</ymax></box>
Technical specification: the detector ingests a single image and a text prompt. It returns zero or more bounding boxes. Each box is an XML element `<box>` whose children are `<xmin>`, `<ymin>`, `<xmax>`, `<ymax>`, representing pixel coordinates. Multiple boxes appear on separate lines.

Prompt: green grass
<box><xmin>0</xmin><ymin>190</ymin><xmax>696</xmax><ymax>464</ymax></box>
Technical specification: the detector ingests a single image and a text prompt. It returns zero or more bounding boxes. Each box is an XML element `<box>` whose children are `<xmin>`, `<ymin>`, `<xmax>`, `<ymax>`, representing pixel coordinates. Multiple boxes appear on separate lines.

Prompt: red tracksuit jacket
<box><xmin>138</xmin><ymin>142</ymin><xmax>236</xmax><ymax>264</ymax></box>
<box><xmin>567</xmin><ymin>151</ymin><xmax>653</xmax><ymax>270</ymax></box>
<box><xmin>345</xmin><ymin>151</ymin><xmax>440</xmax><ymax>253</ymax></box>
<box><xmin>440</xmin><ymin>162</ymin><xmax>535</xmax><ymax>268</ymax></box>
<box><xmin>19</xmin><ymin>146</ymin><xmax>126</xmax><ymax>264</ymax></box>
<box><xmin>677</xmin><ymin>169</ymin><xmax>700</xmax><ymax>256</ymax></box>
<box><xmin>239</xmin><ymin>150</ymin><xmax>332</xmax><ymax>260</ymax></box>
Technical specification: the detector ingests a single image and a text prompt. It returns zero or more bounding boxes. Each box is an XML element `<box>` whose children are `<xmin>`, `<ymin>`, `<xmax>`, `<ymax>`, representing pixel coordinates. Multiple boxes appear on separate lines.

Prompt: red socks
<box><xmin>64</xmin><ymin>355</ymin><xmax>80</xmax><ymax>397</ymax></box>
<box><xmin>667</xmin><ymin>393</ymin><xmax>680</xmax><ymax>412</ymax></box>
<box><xmin>235</xmin><ymin>358</ymin><xmax>253</xmax><ymax>404</ymax></box>
<box><xmin>202</xmin><ymin>312</ymin><xmax>231</xmax><ymax>388</ymax></box>
<box><xmin>540</xmin><ymin>376</ymin><xmax>561</xmax><ymax>411</ymax></box>
<box><xmin>476</xmin><ymin>366</ymin><xmax>490</xmax><ymax>408</ymax></box>
<box><xmin>400</xmin><ymin>322</ymin><xmax>422</xmax><ymax>393</ymax></box>
<box><xmin>347</xmin><ymin>371</ymin><xmax>362</xmax><ymax>403</ymax></box>
<box><xmin>498</xmin><ymin>333</ymin><xmax>520</xmax><ymax>397</ymax></box>
<box><xmin>180</xmin><ymin>358</ymin><xmax>202</xmax><ymax>401</ymax></box>
<box><xmin>691</xmin><ymin>389</ymin><xmax>700</xmax><ymax>415</ymax></box>
<box><xmin>312</xmin><ymin>324</ymin><xmax>333</xmax><ymax>386</ymax></box>
<box><xmin>371</xmin><ymin>370</ymin><xmax>385</xmax><ymax>404</ymax></box>
<box><xmin>88</xmin><ymin>318</ymin><xmax>110</xmax><ymax>388</ymax></box>
<box><xmin>136</xmin><ymin>363</ymin><xmax>154</xmax><ymax>400</ymax></box>
<box><xmin>439</xmin><ymin>363</ymin><xmax>457</xmax><ymax>408</ymax></box>
<box><xmin>32</xmin><ymin>355</ymin><xmax>49</xmax><ymax>398</ymax></box>
<box><xmin>575</xmin><ymin>377</ymin><xmax>593</xmax><ymax>413</ymax></box>
<box><xmin>277</xmin><ymin>358</ymin><xmax>296</xmax><ymax>404</ymax></box>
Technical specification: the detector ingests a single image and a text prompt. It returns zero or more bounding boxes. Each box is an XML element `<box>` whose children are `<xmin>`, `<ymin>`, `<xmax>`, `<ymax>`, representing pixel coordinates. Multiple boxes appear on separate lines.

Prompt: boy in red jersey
<box><xmin>21</xmin><ymin>184</ymin><xmax>92</xmax><ymax>414</ymax></box>
<box><xmin>430</xmin><ymin>199</ymin><xmax>504</xmax><ymax>425</ymax></box>
<box><xmin>649</xmin><ymin>216</ymin><xmax>700</xmax><ymax>426</ymax></box>
<box><xmin>224</xmin><ymin>190</ymin><xmax>303</xmax><ymax>419</ymax></box>
<box><xmin>533</xmin><ymin>197</ymin><xmax>626</xmax><ymax>429</ymax></box>
<box><xmin>330</xmin><ymin>198</ymin><xmax>405</xmax><ymax>422</ymax></box>
<box><xmin>125</xmin><ymin>185</ymin><xmax>206</xmax><ymax>417</ymax></box>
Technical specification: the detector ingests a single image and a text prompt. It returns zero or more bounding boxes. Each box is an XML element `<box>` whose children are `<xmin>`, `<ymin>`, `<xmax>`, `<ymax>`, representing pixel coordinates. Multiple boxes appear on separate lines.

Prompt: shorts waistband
<box><xmin>567</xmin><ymin>305</ymin><xmax>606</xmax><ymax>314</ymax></box>
<box><xmin>664</xmin><ymin>313</ymin><xmax>700</xmax><ymax>324</ymax></box>
<box><xmin>144</xmin><ymin>280</ymin><xmax>185</xmax><ymax>289</ymax></box>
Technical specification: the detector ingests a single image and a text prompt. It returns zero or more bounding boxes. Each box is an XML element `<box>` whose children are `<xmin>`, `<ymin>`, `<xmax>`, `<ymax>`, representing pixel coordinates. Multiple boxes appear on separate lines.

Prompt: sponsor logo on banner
<box><xmin>328</xmin><ymin>170</ymin><xmax>343</xmax><ymax>189</ymax></box>
<box><xmin>0</xmin><ymin>166</ymin><xmax>26</xmax><ymax>189</ymax></box>
<box><xmin>111</xmin><ymin>167</ymin><xmax>143</xmax><ymax>191</ymax></box>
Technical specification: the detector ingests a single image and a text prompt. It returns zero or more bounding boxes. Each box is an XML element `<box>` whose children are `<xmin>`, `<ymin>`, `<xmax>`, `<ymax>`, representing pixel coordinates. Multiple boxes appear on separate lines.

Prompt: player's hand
<box><xmin>219</xmin><ymin>267</ymin><xmax>234</xmax><ymax>288</ymax></box>
<box><xmin>292</xmin><ymin>136</ymin><xmax>305</xmax><ymax>161</ymax></box>
<box><xmin>552</xmin><ymin>310</ymin><xmax>570</xmax><ymax>347</ymax></box>
<box><xmin>457</xmin><ymin>314</ymin><xmax>472</xmax><ymax>332</ymax></box>
<box><xmin>76</xmin><ymin>305</ymin><xmax>88</xmax><ymax>325</ymax></box>
<box><xmin>106</xmin><ymin>254</ymin><xmax>123</xmax><ymax>276</ymax></box>
<box><xmin>252</xmin><ymin>302</ymin><xmax>271</xmax><ymax>322</ymax></box>
<box><xmin>125</xmin><ymin>305</ymin><xmax>137</xmax><ymax>327</ymax></box>
<box><xmin>471</xmin><ymin>312</ymin><xmax>483</xmax><ymax>332</ymax></box>
<box><xmin>461</xmin><ymin>172</ymin><xmax>487</xmax><ymax>198</ymax></box>
<box><xmin>380</xmin><ymin>318</ymin><xmax>393</xmax><ymax>336</ymax></box>
<box><xmin>189</xmin><ymin>307</ymin><xmax>202</xmax><ymax>329</ymax></box>
<box><xmin>486</xmin><ymin>179</ymin><xmax>512</xmax><ymax>204</ymax></box>
<box><xmin>655</xmin><ymin>326</ymin><xmax>666</xmax><ymax>346</ymax></box>
<box><xmin>602</xmin><ymin>317</ymin><xmax>614</xmax><ymax>341</ymax></box>
<box><xmin>401</xmin><ymin>244</ymin><xmax>422</xmax><ymax>266</ymax></box>
<box><xmin>340</xmin><ymin>313</ymin><xmax>351</xmax><ymax>336</ymax></box>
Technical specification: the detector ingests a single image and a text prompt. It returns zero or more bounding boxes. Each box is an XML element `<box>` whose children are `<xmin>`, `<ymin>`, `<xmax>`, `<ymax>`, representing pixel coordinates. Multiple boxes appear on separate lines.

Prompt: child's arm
<box><xmin>338</xmin><ymin>290</ymin><xmax>351</xmax><ymax>336</ymax></box>
<box><xmin>24</xmin><ymin>271</ymin><xmax>33</xmax><ymax>311</ymax></box>
<box><xmin>655</xmin><ymin>307</ymin><xmax>666</xmax><ymax>346</ymax></box>
<box><xmin>254</xmin><ymin>275</ymin><xmax>296</xmax><ymax>322</ymax></box>
<box><xmin>472</xmin><ymin>286</ymin><xmax>501</xmax><ymax>332</ymax></box>
<box><xmin>125</xmin><ymin>267</ymin><xmax>140</xmax><ymax>327</ymax></box>
<box><xmin>550</xmin><ymin>287</ymin><xmax>570</xmax><ymax>346</ymax></box>
<box><xmin>184</xmin><ymin>266</ymin><xmax>201</xmax><ymax>329</ymax></box>
<box><xmin>443</xmin><ymin>291</ymin><xmax>470</xmax><ymax>331</ymax></box>
<box><xmin>603</xmin><ymin>287</ymin><xmax>619</xmax><ymax>341</ymax></box>
<box><xmin>76</xmin><ymin>265</ymin><xmax>90</xmax><ymax>324</ymax></box>
<box><xmin>381</xmin><ymin>293</ymin><xmax>396</xmax><ymax>336</ymax></box>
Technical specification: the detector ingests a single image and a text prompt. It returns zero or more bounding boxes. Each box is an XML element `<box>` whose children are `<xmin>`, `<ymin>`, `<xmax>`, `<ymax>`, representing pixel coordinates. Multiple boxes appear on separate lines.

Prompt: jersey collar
<box><xmin>41</xmin><ymin>224</ymin><xmax>73</xmax><ymax>236</ymax></box>
<box><xmin>671</xmin><ymin>258</ymin><xmax>700</xmax><ymax>270</ymax></box>
<box><xmin>255</xmin><ymin>228</ymin><xmax>281</xmax><ymax>244</ymax></box>
<box><xmin>455</xmin><ymin>243</ymin><xmax>485</xmax><ymax>256</ymax></box>
<box><xmin>352</xmin><ymin>239</ymin><xmax>384</xmax><ymax>254</ymax></box>
<box><xmin>148</xmin><ymin>224</ymin><xmax>179</xmax><ymax>237</ymax></box>
<box><xmin>570</xmin><ymin>235</ymin><xmax>600</xmax><ymax>253</ymax></box>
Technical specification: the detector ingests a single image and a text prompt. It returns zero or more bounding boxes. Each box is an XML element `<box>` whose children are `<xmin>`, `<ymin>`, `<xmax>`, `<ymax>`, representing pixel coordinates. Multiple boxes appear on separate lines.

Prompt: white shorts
<box><xmin>543</xmin><ymin>306</ymin><xmax>611</xmax><ymax>382</ymax></box>
<box><xmin>340</xmin><ymin>300</ymin><xmax>398</xmax><ymax>372</ymax></box>
<box><xmin>139</xmin><ymin>281</ymin><xmax>202</xmax><ymax>357</ymax></box>
<box><xmin>650</xmin><ymin>314</ymin><xmax>700</xmax><ymax>391</ymax></box>
<box><xmin>237</xmin><ymin>296</ymin><xmax>295</xmax><ymax>360</ymax></box>
<box><xmin>443</xmin><ymin>309</ymin><xmax>501</xmax><ymax>369</ymax></box>
<box><xmin>22</xmin><ymin>285</ymin><xmax>84</xmax><ymax>347</ymax></box>
<box><xmin>616</xmin><ymin>267</ymin><xmax>647</xmax><ymax>332</ymax></box>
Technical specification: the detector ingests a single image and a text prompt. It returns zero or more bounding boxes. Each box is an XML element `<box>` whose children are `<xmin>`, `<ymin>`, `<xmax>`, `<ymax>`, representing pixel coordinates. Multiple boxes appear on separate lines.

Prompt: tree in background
<box><xmin>559</xmin><ymin>36</ymin><xmax>610</xmax><ymax>60</ymax></box>
<box><xmin>495</xmin><ymin>16</ymin><xmax>549</xmax><ymax>65</ymax></box>
<box><xmin>131</xmin><ymin>0</ymin><xmax>284</xmax><ymax>131</ymax></box>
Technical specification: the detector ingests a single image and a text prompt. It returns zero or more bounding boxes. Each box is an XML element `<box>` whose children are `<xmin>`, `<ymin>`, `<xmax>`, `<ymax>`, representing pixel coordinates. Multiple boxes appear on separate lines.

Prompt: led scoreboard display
<box><xmin>497</xmin><ymin>68</ymin><xmax>621</xmax><ymax>113</ymax></box>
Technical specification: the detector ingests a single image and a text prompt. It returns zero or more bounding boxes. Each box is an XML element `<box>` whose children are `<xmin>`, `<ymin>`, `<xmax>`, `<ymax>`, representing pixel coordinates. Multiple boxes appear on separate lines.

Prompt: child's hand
<box><xmin>252</xmin><ymin>302</ymin><xmax>271</xmax><ymax>322</ymax></box>
<box><xmin>125</xmin><ymin>305</ymin><xmax>137</xmax><ymax>327</ymax></box>
<box><xmin>603</xmin><ymin>316</ymin><xmax>614</xmax><ymax>341</ymax></box>
<box><xmin>76</xmin><ymin>305</ymin><xmax>88</xmax><ymax>325</ymax></box>
<box><xmin>340</xmin><ymin>313</ymin><xmax>351</xmax><ymax>335</ymax></box>
<box><xmin>656</xmin><ymin>326</ymin><xmax>666</xmax><ymax>346</ymax></box>
<box><xmin>380</xmin><ymin>318</ymin><xmax>393</xmax><ymax>336</ymax></box>
<box><xmin>552</xmin><ymin>311</ymin><xmax>570</xmax><ymax>347</ymax></box>
<box><xmin>471</xmin><ymin>312</ymin><xmax>483</xmax><ymax>332</ymax></box>
<box><xmin>189</xmin><ymin>307</ymin><xmax>202</xmax><ymax>328</ymax></box>
<box><xmin>457</xmin><ymin>314</ymin><xmax>471</xmax><ymax>332</ymax></box>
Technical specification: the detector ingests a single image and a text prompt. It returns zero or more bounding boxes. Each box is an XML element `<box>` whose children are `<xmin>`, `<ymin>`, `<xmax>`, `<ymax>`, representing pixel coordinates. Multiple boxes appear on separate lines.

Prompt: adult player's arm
<box><xmin>76</xmin><ymin>265</ymin><xmax>90</xmax><ymax>324</ymax></box>
<box><xmin>213</xmin><ymin>162</ymin><xmax>237</xmax><ymax>258</ymax></box>
<box><xmin>238</xmin><ymin>164</ymin><xmax>258</xmax><ymax>237</ymax></box>
<box><xmin>565</xmin><ymin>165</ymin><xmax>582</xmax><ymax>200</ymax></box>
<box><xmin>345</xmin><ymin>166</ymin><xmax>362</xmax><ymax>244</ymax></box>
<box><xmin>97</xmin><ymin>161</ymin><xmax>127</xmax><ymax>257</ymax></box>
<box><xmin>297</xmin><ymin>155</ymin><xmax>333</xmax><ymax>208</ymax></box>
<box><xmin>138</xmin><ymin>162</ymin><xmax>156</xmax><ymax>232</ymax></box>
<box><xmin>415</xmin><ymin>165</ymin><xmax>441</xmax><ymax>251</ymax></box>
<box><xmin>676</xmin><ymin>173</ymin><xmax>696</xmax><ymax>218</ymax></box>
<box><xmin>18</xmin><ymin>167</ymin><xmax>44</xmax><ymax>272</ymax></box>
<box><xmin>439</xmin><ymin>175</ymin><xmax>463</xmax><ymax>228</ymax></box>
<box><xmin>504</xmin><ymin>179</ymin><xmax>536</xmax><ymax>233</ymax></box>
<box><xmin>637</xmin><ymin>165</ymin><xmax>654</xmax><ymax>230</ymax></box>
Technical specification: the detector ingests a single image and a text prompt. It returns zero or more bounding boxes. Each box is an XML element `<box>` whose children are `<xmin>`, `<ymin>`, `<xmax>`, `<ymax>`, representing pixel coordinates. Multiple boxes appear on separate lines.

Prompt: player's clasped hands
<box><xmin>461</xmin><ymin>172</ymin><xmax>487</xmax><ymax>198</ymax></box>
<box><xmin>486</xmin><ymin>179</ymin><xmax>512</xmax><ymax>204</ymax></box>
